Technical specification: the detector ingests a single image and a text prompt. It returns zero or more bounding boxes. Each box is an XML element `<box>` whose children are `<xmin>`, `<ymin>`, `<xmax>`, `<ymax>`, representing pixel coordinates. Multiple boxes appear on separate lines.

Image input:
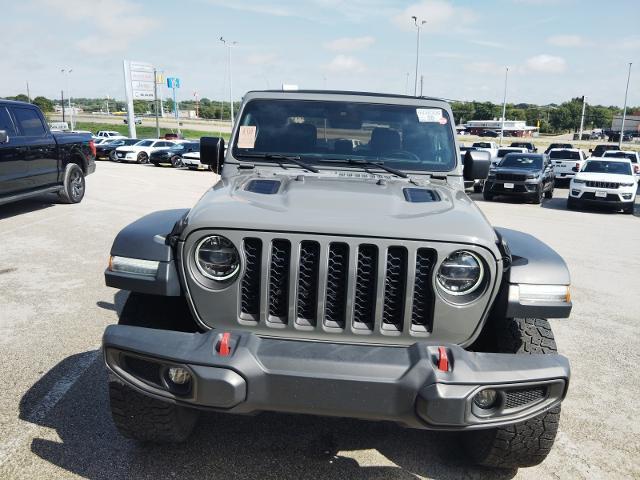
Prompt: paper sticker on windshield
<box><xmin>238</xmin><ymin>126</ymin><xmax>257</xmax><ymax>148</ymax></box>
<box><xmin>416</xmin><ymin>108</ymin><xmax>443</xmax><ymax>123</ymax></box>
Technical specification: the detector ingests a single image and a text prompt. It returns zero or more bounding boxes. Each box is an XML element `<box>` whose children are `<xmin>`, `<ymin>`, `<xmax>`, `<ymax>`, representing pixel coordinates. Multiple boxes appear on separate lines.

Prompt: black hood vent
<box><xmin>403</xmin><ymin>188</ymin><xmax>440</xmax><ymax>203</ymax></box>
<box><xmin>245</xmin><ymin>179</ymin><xmax>281</xmax><ymax>194</ymax></box>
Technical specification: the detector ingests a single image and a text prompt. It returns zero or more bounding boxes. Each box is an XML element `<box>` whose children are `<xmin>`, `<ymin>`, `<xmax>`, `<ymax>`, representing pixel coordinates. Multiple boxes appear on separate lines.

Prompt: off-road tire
<box><xmin>108</xmin><ymin>380</ymin><xmax>199</xmax><ymax>443</ymax></box>
<box><xmin>58</xmin><ymin>163</ymin><xmax>85</xmax><ymax>204</ymax></box>
<box><xmin>462</xmin><ymin>317</ymin><xmax>561</xmax><ymax>469</ymax></box>
<box><xmin>483</xmin><ymin>192</ymin><xmax>494</xmax><ymax>201</ymax></box>
<box><xmin>544</xmin><ymin>186</ymin><xmax>553</xmax><ymax>199</ymax></box>
<box><xmin>532</xmin><ymin>187</ymin><xmax>543</xmax><ymax>204</ymax></box>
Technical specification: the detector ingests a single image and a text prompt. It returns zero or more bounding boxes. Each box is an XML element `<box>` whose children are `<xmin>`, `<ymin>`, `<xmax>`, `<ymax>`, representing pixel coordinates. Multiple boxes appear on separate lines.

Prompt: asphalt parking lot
<box><xmin>0</xmin><ymin>162</ymin><xmax>638</xmax><ymax>480</ymax></box>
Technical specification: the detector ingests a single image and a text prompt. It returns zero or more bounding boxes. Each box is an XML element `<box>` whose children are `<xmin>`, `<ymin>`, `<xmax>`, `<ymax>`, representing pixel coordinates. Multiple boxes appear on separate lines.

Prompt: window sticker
<box><xmin>416</xmin><ymin>108</ymin><xmax>443</xmax><ymax>123</ymax></box>
<box><xmin>238</xmin><ymin>126</ymin><xmax>257</xmax><ymax>148</ymax></box>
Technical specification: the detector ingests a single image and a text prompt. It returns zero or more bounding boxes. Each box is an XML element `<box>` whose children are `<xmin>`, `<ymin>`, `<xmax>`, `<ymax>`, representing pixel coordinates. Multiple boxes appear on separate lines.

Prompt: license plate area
<box><xmin>504</xmin><ymin>183</ymin><xmax>514</xmax><ymax>189</ymax></box>
<box><xmin>595</xmin><ymin>191</ymin><xmax>607</xmax><ymax>198</ymax></box>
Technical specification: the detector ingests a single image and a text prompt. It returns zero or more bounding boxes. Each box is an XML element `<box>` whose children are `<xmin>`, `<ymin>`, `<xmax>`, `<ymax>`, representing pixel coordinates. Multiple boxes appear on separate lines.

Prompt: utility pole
<box><xmin>220</xmin><ymin>37</ymin><xmax>238</xmax><ymax>124</ymax></box>
<box><xmin>411</xmin><ymin>16</ymin><xmax>426</xmax><ymax>96</ymax></box>
<box><xmin>499</xmin><ymin>66</ymin><xmax>509</xmax><ymax>146</ymax></box>
<box><xmin>420</xmin><ymin>75</ymin><xmax>424</xmax><ymax>97</ymax></box>
<box><xmin>578</xmin><ymin>95</ymin><xmax>587</xmax><ymax>142</ymax></box>
<box><xmin>26</xmin><ymin>82</ymin><xmax>31</xmax><ymax>103</ymax></box>
<box><xmin>61</xmin><ymin>90</ymin><xmax>65</xmax><ymax>124</ymax></box>
<box><xmin>61</xmin><ymin>68</ymin><xmax>74</xmax><ymax>130</ymax></box>
<box><xmin>154</xmin><ymin>69</ymin><xmax>160</xmax><ymax>139</ymax></box>
<box><xmin>619</xmin><ymin>62</ymin><xmax>632</xmax><ymax>147</ymax></box>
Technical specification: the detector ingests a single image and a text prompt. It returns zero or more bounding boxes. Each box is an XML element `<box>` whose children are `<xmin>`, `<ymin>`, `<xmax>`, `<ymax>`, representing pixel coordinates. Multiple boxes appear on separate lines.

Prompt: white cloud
<box><xmin>324</xmin><ymin>36</ymin><xmax>375</xmax><ymax>52</ymax></box>
<box><xmin>325</xmin><ymin>55</ymin><xmax>366</xmax><ymax>73</ymax></box>
<box><xmin>246</xmin><ymin>53</ymin><xmax>279</xmax><ymax>66</ymax></box>
<box><xmin>620</xmin><ymin>36</ymin><xmax>640</xmax><ymax>50</ymax></box>
<box><xmin>392</xmin><ymin>0</ymin><xmax>476</xmax><ymax>33</ymax></box>
<box><xmin>34</xmin><ymin>0</ymin><xmax>160</xmax><ymax>54</ymax></box>
<box><xmin>470</xmin><ymin>39</ymin><xmax>508</xmax><ymax>49</ymax></box>
<box><xmin>464</xmin><ymin>62</ymin><xmax>501</xmax><ymax>74</ymax></box>
<box><xmin>546</xmin><ymin>35</ymin><xmax>590</xmax><ymax>47</ymax></box>
<box><xmin>524</xmin><ymin>54</ymin><xmax>567</xmax><ymax>73</ymax></box>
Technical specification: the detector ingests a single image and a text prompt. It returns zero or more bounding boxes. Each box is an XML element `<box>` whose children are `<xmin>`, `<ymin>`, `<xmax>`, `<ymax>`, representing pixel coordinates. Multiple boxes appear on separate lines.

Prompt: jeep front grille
<box><xmin>239</xmin><ymin>237</ymin><xmax>437</xmax><ymax>336</ymax></box>
<box><xmin>586</xmin><ymin>180</ymin><xmax>619</xmax><ymax>189</ymax></box>
<box><xmin>496</xmin><ymin>173</ymin><xmax>527</xmax><ymax>181</ymax></box>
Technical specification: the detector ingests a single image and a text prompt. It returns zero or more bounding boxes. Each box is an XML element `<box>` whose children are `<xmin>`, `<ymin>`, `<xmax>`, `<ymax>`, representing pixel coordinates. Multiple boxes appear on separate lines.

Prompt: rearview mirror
<box><xmin>0</xmin><ymin>130</ymin><xmax>7</xmax><ymax>144</ymax></box>
<box><xmin>463</xmin><ymin>150</ymin><xmax>491</xmax><ymax>181</ymax></box>
<box><xmin>200</xmin><ymin>137</ymin><xmax>225</xmax><ymax>174</ymax></box>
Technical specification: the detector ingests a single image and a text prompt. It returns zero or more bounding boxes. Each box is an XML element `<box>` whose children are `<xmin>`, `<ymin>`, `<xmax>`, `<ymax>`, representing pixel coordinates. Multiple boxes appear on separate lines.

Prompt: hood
<box><xmin>574</xmin><ymin>172</ymin><xmax>635</xmax><ymax>183</ymax></box>
<box><xmin>492</xmin><ymin>167</ymin><xmax>540</xmax><ymax>175</ymax></box>
<box><xmin>185</xmin><ymin>170</ymin><xmax>499</xmax><ymax>250</ymax></box>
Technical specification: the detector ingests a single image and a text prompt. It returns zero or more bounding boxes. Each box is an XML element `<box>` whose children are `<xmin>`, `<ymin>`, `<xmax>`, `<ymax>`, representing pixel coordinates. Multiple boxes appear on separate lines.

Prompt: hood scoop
<box><xmin>245</xmin><ymin>179</ymin><xmax>282</xmax><ymax>194</ymax></box>
<box><xmin>403</xmin><ymin>188</ymin><xmax>441</xmax><ymax>203</ymax></box>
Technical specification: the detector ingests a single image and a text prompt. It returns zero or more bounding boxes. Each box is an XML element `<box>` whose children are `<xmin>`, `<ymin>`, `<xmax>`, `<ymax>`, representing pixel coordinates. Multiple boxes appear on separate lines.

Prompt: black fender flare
<box><xmin>105</xmin><ymin>209</ymin><xmax>189</xmax><ymax>296</ymax></box>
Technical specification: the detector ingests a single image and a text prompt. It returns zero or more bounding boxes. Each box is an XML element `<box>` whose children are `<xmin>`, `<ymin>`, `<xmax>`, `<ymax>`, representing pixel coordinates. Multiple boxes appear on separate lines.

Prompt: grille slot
<box><xmin>268</xmin><ymin>239</ymin><xmax>291</xmax><ymax>323</ymax></box>
<box><xmin>586</xmin><ymin>180</ymin><xmax>619</xmax><ymax>189</ymax></box>
<box><xmin>296</xmin><ymin>241</ymin><xmax>320</xmax><ymax>326</ymax></box>
<box><xmin>504</xmin><ymin>387</ymin><xmax>546</xmax><ymax>409</ymax></box>
<box><xmin>412</xmin><ymin>249</ymin><xmax>437</xmax><ymax>332</ymax></box>
<box><xmin>324</xmin><ymin>243</ymin><xmax>349</xmax><ymax>329</ymax></box>
<box><xmin>353</xmin><ymin>245</ymin><xmax>378</xmax><ymax>331</ymax></box>
<box><xmin>382</xmin><ymin>247</ymin><xmax>407</xmax><ymax>331</ymax></box>
<box><xmin>496</xmin><ymin>173</ymin><xmax>526</xmax><ymax>181</ymax></box>
<box><xmin>240</xmin><ymin>238</ymin><xmax>262</xmax><ymax>320</ymax></box>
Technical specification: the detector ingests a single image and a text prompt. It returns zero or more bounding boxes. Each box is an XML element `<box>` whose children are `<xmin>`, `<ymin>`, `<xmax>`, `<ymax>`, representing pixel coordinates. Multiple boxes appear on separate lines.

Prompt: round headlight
<box><xmin>194</xmin><ymin>235</ymin><xmax>240</xmax><ymax>281</ymax></box>
<box><xmin>437</xmin><ymin>250</ymin><xmax>484</xmax><ymax>295</ymax></box>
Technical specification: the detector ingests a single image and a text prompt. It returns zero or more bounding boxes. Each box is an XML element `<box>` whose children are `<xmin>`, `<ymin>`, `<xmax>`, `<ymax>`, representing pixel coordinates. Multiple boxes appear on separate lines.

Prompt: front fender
<box><xmin>105</xmin><ymin>209</ymin><xmax>189</xmax><ymax>296</ymax></box>
<box><xmin>495</xmin><ymin>228</ymin><xmax>571</xmax><ymax>319</ymax></box>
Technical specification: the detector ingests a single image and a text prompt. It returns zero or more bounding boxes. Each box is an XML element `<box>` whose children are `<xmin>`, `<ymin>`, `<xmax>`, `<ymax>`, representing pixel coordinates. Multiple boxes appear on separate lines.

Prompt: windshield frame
<box><xmin>229</xmin><ymin>97</ymin><xmax>458</xmax><ymax>175</ymax></box>
<box><xmin>498</xmin><ymin>153</ymin><xmax>543</xmax><ymax>170</ymax></box>
<box><xmin>582</xmin><ymin>160</ymin><xmax>633</xmax><ymax>175</ymax></box>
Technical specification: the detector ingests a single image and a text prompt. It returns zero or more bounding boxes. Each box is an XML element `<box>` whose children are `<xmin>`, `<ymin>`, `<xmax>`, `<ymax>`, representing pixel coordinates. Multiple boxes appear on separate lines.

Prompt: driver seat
<box><xmin>369</xmin><ymin>128</ymin><xmax>401</xmax><ymax>155</ymax></box>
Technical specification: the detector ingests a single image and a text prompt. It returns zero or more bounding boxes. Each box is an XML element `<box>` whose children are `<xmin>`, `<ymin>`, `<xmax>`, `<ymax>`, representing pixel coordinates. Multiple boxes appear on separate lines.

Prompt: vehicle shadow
<box><xmin>20</xmin><ymin>352</ymin><xmax>516</xmax><ymax>480</ymax></box>
<box><xmin>0</xmin><ymin>194</ymin><xmax>58</xmax><ymax>221</ymax></box>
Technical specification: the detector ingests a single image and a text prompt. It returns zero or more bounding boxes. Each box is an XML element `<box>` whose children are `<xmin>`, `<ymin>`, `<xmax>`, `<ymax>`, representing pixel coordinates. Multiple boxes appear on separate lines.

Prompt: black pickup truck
<box><xmin>0</xmin><ymin>99</ymin><xmax>96</xmax><ymax>206</ymax></box>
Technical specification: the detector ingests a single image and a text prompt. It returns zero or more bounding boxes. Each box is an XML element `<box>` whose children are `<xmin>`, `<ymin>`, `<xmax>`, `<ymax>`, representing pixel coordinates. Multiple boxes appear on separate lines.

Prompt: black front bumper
<box><xmin>103</xmin><ymin>326</ymin><xmax>569</xmax><ymax>430</ymax></box>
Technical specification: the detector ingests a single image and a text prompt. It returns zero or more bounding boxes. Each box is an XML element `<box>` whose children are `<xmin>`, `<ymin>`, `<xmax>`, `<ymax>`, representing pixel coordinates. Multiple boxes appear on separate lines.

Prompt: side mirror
<box><xmin>200</xmin><ymin>137</ymin><xmax>225</xmax><ymax>174</ymax></box>
<box><xmin>0</xmin><ymin>130</ymin><xmax>7</xmax><ymax>144</ymax></box>
<box><xmin>589</xmin><ymin>149</ymin><xmax>593</xmax><ymax>153</ymax></box>
<box><xmin>463</xmin><ymin>150</ymin><xmax>491</xmax><ymax>180</ymax></box>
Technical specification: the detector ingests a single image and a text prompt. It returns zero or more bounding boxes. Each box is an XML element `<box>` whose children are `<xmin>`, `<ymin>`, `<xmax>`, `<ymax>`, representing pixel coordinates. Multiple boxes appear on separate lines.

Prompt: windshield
<box><xmin>135</xmin><ymin>140</ymin><xmax>153</xmax><ymax>147</ymax></box>
<box><xmin>473</xmin><ymin>142</ymin><xmax>492</xmax><ymax>148</ymax></box>
<box><xmin>499</xmin><ymin>154</ymin><xmax>542</xmax><ymax>169</ymax></box>
<box><xmin>497</xmin><ymin>148</ymin><xmax>520</xmax><ymax>157</ymax></box>
<box><xmin>232</xmin><ymin>99</ymin><xmax>456</xmax><ymax>173</ymax></box>
<box><xmin>583</xmin><ymin>160</ymin><xmax>632</xmax><ymax>175</ymax></box>
<box><xmin>549</xmin><ymin>150</ymin><xmax>580</xmax><ymax>160</ymax></box>
<box><xmin>604</xmin><ymin>151</ymin><xmax>637</xmax><ymax>162</ymax></box>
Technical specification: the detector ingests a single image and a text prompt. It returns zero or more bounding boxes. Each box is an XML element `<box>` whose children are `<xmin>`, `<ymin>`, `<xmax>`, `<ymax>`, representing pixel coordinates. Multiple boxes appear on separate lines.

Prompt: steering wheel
<box><xmin>382</xmin><ymin>150</ymin><xmax>421</xmax><ymax>162</ymax></box>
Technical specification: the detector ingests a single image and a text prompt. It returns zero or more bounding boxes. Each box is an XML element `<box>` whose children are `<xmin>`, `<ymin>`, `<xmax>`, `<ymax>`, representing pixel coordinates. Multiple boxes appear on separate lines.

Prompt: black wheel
<box><xmin>544</xmin><ymin>186</ymin><xmax>553</xmax><ymax>199</ymax></box>
<box><xmin>532</xmin><ymin>187</ymin><xmax>543</xmax><ymax>204</ymax></box>
<box><xmin>462</xmin><ymin>317</ymin><xmax>561</xmax><ymax>469</ymax></box>
<box><xmin>151</xmin><ymin>161</ymin><xmax>161</xmax><ymax>167</ymax></box>
<box><xmin>109</xmin><ymin>150</ymin><xmax>118</xmax><ymax>161</ymax></box>
<box><xmin>137</xmin><ymin>152</ymin><xmax>149</xmax><ymax>164</ymax></box>
<box><xmin>58</xmin><ymin>163</ymin><xmax>85</xmax><ymax>204</ymax></box>
<box><xmin>170</xmin><ymin>156</ymin><xmax>183</xmax><ymax>168</ymax></box>
<box><xmin>108</xmin><ymin>293</ymin><xmax>201</xmax><ymax>442</ymax></box>
<box><xmin>623</xmin><ymin>202</ymin><xmax>635</xmax><ymax>214</ymax></box>
<box><xmin>109</xmin><ymin>380</ymin><xmax>199</xmax><ymax>443</ymax></box>
<box><xmin>473</xmin><ymin>183</ymin><xmax>483</xmax><ymax>193</ymax></box>
<box><xmin>483</xmin><ymin>192</ymin><xmax>494</xmax><ymax>201</ymax></box>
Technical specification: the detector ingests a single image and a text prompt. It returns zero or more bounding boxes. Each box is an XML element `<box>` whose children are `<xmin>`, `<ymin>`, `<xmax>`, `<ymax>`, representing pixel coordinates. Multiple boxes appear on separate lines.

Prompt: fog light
<box><xmin>474</xmin><ymin>389</ymin><xmax>498</xmax><ymax>409</ymax></box>
<box><xmin>167</xmin><ymin>367</ymin><xmax>191</xmax><ymax>385</ymax></box>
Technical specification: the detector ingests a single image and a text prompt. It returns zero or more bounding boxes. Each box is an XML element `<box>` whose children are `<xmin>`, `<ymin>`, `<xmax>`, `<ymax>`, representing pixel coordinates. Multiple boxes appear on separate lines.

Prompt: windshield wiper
<box><xmin>236</xmin><ymin>153</ymin><xmax>319</xmax><ymax>173</ymax></box>
<box><xmin>317</xmin><ymin>158</ymin><xmax>408</xmax><ymax>178</ymax></box>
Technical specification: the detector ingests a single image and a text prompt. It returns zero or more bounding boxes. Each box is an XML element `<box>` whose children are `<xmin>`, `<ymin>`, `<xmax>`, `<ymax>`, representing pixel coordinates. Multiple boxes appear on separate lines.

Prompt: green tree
<box><xmin>472</xmin><ymin>101</ymin><xmax>499</xmax><ymax>120</ymax></box>
<box><xmin>32</xmin><ymin>96</ymin><xmax>54</xmax><ymax>112</ymax></box>
<box><xmin>451</xmin><ymin>101</ymin><xmax>474</xmax><ymax>124</ymax></box>
<box><xmin>7</xmin><ymin>94</ymin><xmax>30</xmax><ymax>102</ymax></box>
<box><xmin>132</xmin><ymin>100</ymin><xmax>149</xmax><ymax>115</ymax></box>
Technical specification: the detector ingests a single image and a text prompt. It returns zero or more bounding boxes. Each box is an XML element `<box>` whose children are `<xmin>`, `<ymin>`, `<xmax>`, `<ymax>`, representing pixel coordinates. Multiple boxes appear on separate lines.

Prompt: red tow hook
<box><xmin>437</xmin><ymin>346</ymin><xmax>449</xmax><ymax>372</ymax></box>
<box><xmin>216</xmin><ymin>332</ymin><xmax>232</xmax><ymax>356</ymax></box>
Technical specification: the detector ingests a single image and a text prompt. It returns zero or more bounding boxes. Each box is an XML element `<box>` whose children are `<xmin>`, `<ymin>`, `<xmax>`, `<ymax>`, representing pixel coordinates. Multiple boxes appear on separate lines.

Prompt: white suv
<box><xmin>567</xmin><ymin>158</ymin><xmax>637</xmax><ymax>214</ymax></box>
<box><xmin>602</xmin><ymin>150</ymin><xmax>640</xmax><ymax>178</ymax></box>
<box><xmin>548</xmin><ymin>148</ymin><xmax>587</xmax><ymax>181</ymax></box>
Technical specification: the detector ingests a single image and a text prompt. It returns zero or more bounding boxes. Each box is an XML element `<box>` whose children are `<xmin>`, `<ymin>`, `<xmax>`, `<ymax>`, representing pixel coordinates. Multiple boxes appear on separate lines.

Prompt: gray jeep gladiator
<box><xmin>103</xmin><ymin>91</ymin><xmax>572</xmax><ymax>469</ymax></box>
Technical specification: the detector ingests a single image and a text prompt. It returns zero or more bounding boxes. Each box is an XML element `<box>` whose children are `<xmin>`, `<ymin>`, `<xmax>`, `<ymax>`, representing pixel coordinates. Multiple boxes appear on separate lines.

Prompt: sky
<box><xmin>1</xmin><ymin>0</ymin><xmax>639</xmax><ymax>107</ymax></box>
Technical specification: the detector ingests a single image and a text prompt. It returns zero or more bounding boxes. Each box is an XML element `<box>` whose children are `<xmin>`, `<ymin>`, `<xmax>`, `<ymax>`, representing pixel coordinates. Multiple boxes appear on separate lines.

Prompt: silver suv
<box><xmin>103</xmin><ymin>90</ymin><xmax>572</xmax><ymax>470</ymax></box>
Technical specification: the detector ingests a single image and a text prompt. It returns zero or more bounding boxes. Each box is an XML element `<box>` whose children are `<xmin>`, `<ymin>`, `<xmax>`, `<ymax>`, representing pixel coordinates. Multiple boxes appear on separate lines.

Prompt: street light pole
<box><xmin>220</xmin><ymin>37</ymin><xmax>238</xmax><ymax>124</ymax></box>
<box><xmin>61</xmin><ymin>68</ymin><xmax>74</xmax><ymax>130</ymax></box>
<box><xmin>619</xmin><ymin>62</ymin><xmax>632</xmax><ymax>147</ymax></box>
<box><xmin>578</xmin><ymin>95</ymin><xmax>587</xmax><ymax>142</ymax></box>
<box><xmin>411</xmin><ymin>16</ymin><xmax>426</xmax><ymax>97</ymax></box>
<box><xmin>499</xmin><ymin>66</ymin><xmax>509</xmax><ymax>146</ymax></box>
